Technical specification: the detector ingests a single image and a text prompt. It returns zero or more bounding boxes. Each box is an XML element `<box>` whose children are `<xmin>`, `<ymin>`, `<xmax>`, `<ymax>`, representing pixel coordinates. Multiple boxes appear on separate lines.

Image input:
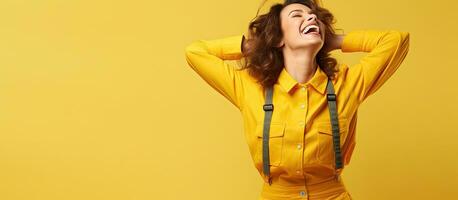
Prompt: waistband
<box><xmin>260</xmin><ymin>176</ymin><xmax>349</xmax><ymax>200</ymax></box>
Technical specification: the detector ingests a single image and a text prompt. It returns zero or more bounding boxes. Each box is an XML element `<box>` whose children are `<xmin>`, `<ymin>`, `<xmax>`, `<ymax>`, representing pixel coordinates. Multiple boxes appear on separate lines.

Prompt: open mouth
<box><xmin>300</xmin><ymin>24</ymin><xmax>321</xmax><ymax>37</ymax></box>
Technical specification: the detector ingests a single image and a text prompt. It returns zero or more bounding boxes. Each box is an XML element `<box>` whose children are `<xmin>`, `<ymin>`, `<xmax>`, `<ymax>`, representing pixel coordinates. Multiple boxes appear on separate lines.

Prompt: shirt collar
<box><xmin>277</xmin><ymin>65</ymin><xmax>328</xmax><ymax>95</ymax></box>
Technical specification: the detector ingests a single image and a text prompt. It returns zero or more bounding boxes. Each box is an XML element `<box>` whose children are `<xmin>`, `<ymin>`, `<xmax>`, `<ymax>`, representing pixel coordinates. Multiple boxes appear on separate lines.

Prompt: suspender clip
<box><xmin>327</xmin><ymin>94</ymin><xmax>336</xmax><ymax>101</ymax></box>
<box><xmin>263</xmin><ymin>104</ymin><xmax>274</xmax><ymax>111</ymax></box>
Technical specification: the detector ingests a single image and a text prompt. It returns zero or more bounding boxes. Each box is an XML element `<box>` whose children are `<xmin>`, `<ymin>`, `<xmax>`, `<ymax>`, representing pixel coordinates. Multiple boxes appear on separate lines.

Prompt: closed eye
<box><xmin>291</xmin><ymin>10</ymin><xmax>317</xmax><ymax>18</ymax></box>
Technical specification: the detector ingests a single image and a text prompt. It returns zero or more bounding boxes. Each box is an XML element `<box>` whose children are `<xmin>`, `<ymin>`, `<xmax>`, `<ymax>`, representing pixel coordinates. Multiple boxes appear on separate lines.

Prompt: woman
<box><xmin>184</xmin><ymin>0</ymin><xmax>410</xmax><ymax>199</ymax></box>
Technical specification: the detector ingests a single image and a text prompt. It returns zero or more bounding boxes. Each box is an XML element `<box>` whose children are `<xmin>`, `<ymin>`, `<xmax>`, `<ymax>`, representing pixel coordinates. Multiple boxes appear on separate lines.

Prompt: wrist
<box><xmin>334</xmin><ymin>34</ymin><xmax>345</xmax><ymax>50</ymax></box>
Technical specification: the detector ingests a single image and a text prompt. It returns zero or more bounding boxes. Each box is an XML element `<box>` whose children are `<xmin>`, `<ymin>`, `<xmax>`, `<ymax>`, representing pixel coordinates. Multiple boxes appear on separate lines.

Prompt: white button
<box><xmin>299</xmin><ymin>191</ymin><xmax>307</xmax><ymax>196</ymax></box>
<box><xmin>297</xmin><ymin>144</ymin><xmax>302</xmax><ymax>149</ymax></box>
<box><xmin>301</xmin><ymin>87</ymin><xmax>306</xmax><ymax>91</ymax></box>
<box><xmin>300</xmin><ymin>104</ymin><xmax>305</xmax><ymax>109</ymax></box>
<box><xmin>298</xmin><ymin>121</ymin><xmax>305</xmax><ymax>126</ymax></box>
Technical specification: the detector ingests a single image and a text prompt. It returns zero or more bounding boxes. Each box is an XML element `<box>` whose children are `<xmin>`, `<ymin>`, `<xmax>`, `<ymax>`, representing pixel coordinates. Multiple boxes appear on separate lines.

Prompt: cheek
<box><xmin>287</xmin><ymin>23</ymin><xmax>300</xmax><ymax>36</ymax></box>
<box><xmin>284</xmin><ymin>27</ymin><xmax>299</xmax><ymax>40</ymax></box>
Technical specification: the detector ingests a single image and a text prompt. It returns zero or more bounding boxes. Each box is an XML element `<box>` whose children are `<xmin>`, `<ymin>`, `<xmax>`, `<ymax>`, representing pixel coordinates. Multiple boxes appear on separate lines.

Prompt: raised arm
<box><xmin>184</xmin><ymin>35</ymin><xmax>246</xmax><ymax>110</ymax></box>
<box><xmin>338</xmin><ymin>30</ymin><xmax>410</xmax><ymax>103</ymax></box>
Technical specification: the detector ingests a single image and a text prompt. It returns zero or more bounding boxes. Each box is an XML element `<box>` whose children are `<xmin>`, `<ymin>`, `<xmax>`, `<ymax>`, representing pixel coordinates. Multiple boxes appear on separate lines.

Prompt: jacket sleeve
<box><xmin>184</xmin><ymin>35</ymin><xmax>246</xmax><ymax>110</ymax></box>
<box><xmin>341</xmin><ymin>30</ymin><xmax>410</xmax><ymax>103</ymax></box>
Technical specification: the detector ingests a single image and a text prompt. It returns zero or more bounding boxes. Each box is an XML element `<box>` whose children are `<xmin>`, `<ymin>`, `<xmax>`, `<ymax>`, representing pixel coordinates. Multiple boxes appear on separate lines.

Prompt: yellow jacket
<box><xmin>185</xmin><ymin>30</ymin><xmax>410</xmax><ymax>200</ymax></box>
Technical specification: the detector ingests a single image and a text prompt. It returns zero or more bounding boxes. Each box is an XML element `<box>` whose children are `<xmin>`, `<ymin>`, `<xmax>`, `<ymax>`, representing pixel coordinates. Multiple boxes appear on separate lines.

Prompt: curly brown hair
<box><xmin>239</xmin><ymin>0</ymin><xmax>341</xmax><ymax>90</ymax></box>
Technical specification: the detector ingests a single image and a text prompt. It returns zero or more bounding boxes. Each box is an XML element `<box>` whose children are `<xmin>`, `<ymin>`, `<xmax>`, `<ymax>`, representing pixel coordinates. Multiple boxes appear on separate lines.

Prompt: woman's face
<box><xmin>278</xmin><ymin>3</ymin><xmax>325</xmax><ymax>52</ymax></box>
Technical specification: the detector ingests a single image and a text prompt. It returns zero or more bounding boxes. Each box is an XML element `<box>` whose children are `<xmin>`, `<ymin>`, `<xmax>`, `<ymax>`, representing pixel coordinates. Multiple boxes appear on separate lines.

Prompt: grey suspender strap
<box><xmin>262</xmin><ymin>86</ymin><xmax>274</xmax><ymax>185</ymax></box>
<box><xmin>261</xmin><ymin>77</ymin><xmax>343</xmax><ymax>185</ymax></box>
<box><xmin>326</xmin><ymin>78</ymin><xmax>344</xmax><ymax>171</ymax></box>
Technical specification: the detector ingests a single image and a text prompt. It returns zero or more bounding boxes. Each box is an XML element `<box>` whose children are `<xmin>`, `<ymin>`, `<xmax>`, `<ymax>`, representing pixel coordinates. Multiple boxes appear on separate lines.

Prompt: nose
<box><xmin>306</xmin><ymin>13</ymin><xmax>317</xmax><ymax>22</ymax></box>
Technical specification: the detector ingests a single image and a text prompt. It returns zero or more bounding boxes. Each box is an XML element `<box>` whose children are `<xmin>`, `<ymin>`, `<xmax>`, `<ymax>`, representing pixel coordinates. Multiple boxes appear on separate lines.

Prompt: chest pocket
<box><xmin>316</xmin><ymin>119</ymin><xmax>349</xmax><ymax>165</ymax></box>
<box><xmin>255</xmin><ymin>123</ymin><xmax>285</xmax><ymax>167</ymax></box>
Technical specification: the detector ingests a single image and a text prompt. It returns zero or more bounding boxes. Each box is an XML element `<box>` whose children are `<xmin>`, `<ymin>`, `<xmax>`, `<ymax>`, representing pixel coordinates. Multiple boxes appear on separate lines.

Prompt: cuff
<box><xmin>207</xmin><ymin>35</ymin><xmax>244</xmax><ymax>60</ymax></box>
<box><xmin>341</xmin><ymin>30</ymin><xmax>366</xmax><ymax>52</ymax></box>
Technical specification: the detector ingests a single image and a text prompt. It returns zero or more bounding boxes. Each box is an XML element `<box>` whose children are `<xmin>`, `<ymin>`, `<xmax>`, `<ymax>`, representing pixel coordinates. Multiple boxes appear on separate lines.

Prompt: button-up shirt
<box><xmin>185</xmin><ymin>30</ymin><xmax>410</xmax><ymax>199</ymax></box>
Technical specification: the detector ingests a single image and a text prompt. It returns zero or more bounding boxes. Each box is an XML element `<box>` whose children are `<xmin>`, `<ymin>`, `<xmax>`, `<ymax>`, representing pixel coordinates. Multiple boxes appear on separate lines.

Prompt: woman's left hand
<box><xmin>321</xmin><ymin>33</ymin><xmax>345</xmax><ymax>53</ymax></box>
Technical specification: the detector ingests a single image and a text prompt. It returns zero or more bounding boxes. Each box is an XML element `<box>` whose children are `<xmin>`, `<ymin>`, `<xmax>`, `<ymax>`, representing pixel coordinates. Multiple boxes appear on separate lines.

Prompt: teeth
<box><xmin>302</xmin><ymin>25</ymin><xmax>319</xmax><ymax>34</ymax></box>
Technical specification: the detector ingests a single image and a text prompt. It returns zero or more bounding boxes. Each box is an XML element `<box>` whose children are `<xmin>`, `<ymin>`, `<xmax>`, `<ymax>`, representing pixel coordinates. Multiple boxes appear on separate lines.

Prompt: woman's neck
<box><xmin>282</xmin><ymin>48</ymin><xmax>318</xmax><ymax>84</ymax></box>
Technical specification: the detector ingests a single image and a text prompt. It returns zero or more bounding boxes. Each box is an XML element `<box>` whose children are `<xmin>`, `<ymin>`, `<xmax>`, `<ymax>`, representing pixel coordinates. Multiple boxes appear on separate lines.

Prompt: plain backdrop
<box><xmin>0</xmin><ymin>0</ymin><xmax>457</xmax><ymax>199</ymax></box>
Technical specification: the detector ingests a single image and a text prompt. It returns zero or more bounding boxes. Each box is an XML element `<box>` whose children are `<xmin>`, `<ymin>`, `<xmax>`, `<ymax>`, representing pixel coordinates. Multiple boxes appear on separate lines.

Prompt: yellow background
<box><xmin>0</xmin><ymin>0</ymin><xmax>457</xmax><ymax>199</ymax></box>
